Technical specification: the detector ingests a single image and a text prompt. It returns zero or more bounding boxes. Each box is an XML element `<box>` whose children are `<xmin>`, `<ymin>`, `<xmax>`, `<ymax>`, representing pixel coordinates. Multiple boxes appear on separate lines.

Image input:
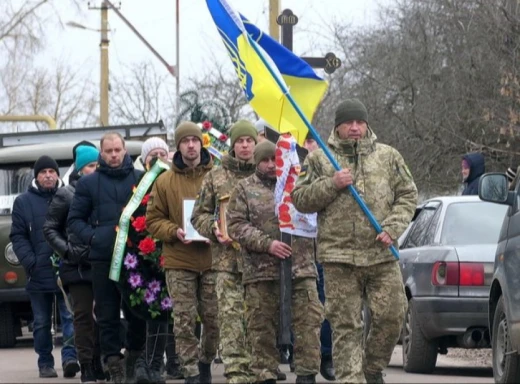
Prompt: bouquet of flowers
<box><xmin>118</xmin><ymin>179</ymin><xmax>173</xmax><ymax>322</ymax></box>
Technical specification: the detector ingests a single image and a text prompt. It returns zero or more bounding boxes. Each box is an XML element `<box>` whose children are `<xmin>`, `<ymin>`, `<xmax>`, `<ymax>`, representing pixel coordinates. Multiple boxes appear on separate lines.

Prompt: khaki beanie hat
<box><xmin>174</xmin><ymin>122</ymin><xmax>203</xmax><ymax>149</ymax></box>
<box><xmin>230</xmin><ymin>120</ymin><xmax>258</xmax><ymax>147</ymax></box>
<box><xmin>334</xmin><ymin>98</ymin><xmax>368</xmax><ymax>127</ymax></box>
<box><xmin>254</xmin><ymin>140</ymin><xmax>276</xmax><ymax>165</ymax></box>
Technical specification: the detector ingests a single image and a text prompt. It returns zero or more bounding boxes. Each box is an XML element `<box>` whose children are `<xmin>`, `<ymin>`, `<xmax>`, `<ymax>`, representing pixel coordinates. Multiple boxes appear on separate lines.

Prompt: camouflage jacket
<box><xmin>191</xmin><ymin>153</ymin><xmax>256</xmax><ymax>273</ymax></box>
<box><xmin>291</xmin><ymin>128</ymin><xmax>418</xmax><ymax>266</ymax></box>
<box><xmin>227</xmin><ymin>171</ymin><xmax>317</xmax><ymax>285</ymax></box>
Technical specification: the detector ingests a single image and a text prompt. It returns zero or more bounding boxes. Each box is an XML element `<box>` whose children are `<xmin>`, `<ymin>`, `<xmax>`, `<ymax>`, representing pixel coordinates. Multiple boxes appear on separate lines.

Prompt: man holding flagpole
<box><xmin>292</xmin><ymin>99</ymin><xmax>418</xmax><ymax>383</ymax></box>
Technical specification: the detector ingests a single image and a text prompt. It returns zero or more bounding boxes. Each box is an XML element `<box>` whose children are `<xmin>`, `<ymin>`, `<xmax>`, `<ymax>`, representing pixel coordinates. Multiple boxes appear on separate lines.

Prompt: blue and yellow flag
<box><xmin>206</xmin><ymin>0</ymin><xmax>328</xmax><ymax>146</ymax></box>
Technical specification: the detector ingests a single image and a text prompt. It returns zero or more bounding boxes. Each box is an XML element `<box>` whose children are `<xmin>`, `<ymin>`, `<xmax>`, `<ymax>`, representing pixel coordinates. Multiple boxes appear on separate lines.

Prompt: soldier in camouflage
<box><xmin>191</xmin><ymin>120</ymin><xmax>258</xmax><ymax>384</ymax></box>
<box><xmin>227</xmin><ymin>141</ymin><xmax>323</xmax><ymax>384</ymax></box>
<box><xmin>292</xmin><ymin>99</ymin><xmax>418</xmax><ymax>384</ymax></box>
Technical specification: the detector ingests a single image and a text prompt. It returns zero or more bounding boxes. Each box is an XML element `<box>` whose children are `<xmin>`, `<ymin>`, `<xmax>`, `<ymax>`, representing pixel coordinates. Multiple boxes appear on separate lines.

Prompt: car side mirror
<box><xmin>479</xmin><ymin>173</ymin><xmax>514</xmax><ymax>206</ymax></box>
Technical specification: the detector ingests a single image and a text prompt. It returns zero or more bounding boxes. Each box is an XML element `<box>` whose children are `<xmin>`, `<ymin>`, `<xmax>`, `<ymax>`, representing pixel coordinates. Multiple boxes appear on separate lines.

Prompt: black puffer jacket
<box><xmin>43</xmin><ymin>174</ymin><xmax>91</xmax><ymax>286</ymax></box>
<box><xmin>68</xmin><ymin>155</ymin><xmax>142</xmax><ymax>262</ymax></box>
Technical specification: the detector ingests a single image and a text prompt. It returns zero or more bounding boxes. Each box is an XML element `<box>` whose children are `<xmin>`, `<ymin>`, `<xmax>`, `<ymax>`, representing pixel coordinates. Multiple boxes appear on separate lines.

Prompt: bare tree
<box><xmin>110</xmin><ymin>61</ymin><xmax>176</xmax><ymax>128</ymax></box>
<box><xmin>315</xmin><ymin>0</ymin><xmax>520</xmax><ymax>196</ymax></box>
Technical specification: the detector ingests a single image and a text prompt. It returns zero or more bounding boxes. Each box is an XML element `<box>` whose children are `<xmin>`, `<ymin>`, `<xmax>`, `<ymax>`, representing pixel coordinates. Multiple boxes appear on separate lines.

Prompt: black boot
<box><xmin>276</xmin><ymin>367</ymin><xmax>287</xmax><ymax>381</ymax></box>
<box><xmin>365</xmin><ymin>371</ymin><xmax>386</xmax><ymax>384</ymax></box>
<box><xmin>92</xmin><ymin>356</ymin><xmax>107</xmax><ymax>383</ymax></box>
<box><xmin>147</xmin><ymin>322</ymin><xmax>167</xmax><ymax>384</ymax></box>
<box><xmin>296</xmin><ymin>375</ymin><xmax>316</xmax><ymax>384</ymax></box>
<box><xmin>198</xmin><ymin>361</ymin><xmax>212</xmax><ymax>383</ymax></box>
<box><xmin>185</xmin><ymin>374</ymin><xmax>200</xmax><ymax>384</ymax></box>
<box><xmin>134</xmin><ymin>352</ymin><xmax>151</xmax><ymax>384</ymax></box>
<box><xmin>124</xmin><ymin>350</ymin><xmax>142</xmax><ymax>384</ymax></box>
<box><xmin>80</xmin><ymin>362</ymin><xmax>96</xmax><ymax>384</ymax></box>
<box><xmin>320</xmin><ymin>355</ymin><xmax>336</xmax><ymax>381</ymax></box>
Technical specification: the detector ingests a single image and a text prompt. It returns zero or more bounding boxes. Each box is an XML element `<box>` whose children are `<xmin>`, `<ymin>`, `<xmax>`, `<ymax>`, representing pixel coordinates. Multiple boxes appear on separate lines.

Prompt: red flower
<box><xmin>202</xmin><ymin>121</ymin><xmax>212</xmax><ymax>130</ymax></box>
<box><xmin>219</xmin><ymin>134</ymin><xmax>228</xmax><ymax>141</ymax></box>
<box><xmin>159</xmin><ymin>255</ymin><xmax>165</xmax><ymax>268</ymax></box>
<box><xmin>138</xmin><ymin>237</ymin><xmax>156</xmax><ymax>254</ymax></box>
<box><xmin>132</xmin><ymin>216</ymin><xmax>147</xmax><ymax>232</ymax></box>
<box><xmin>141</xmin><ymin>194</ymin><xmax>150</xmax><ymax>206</ymax></box>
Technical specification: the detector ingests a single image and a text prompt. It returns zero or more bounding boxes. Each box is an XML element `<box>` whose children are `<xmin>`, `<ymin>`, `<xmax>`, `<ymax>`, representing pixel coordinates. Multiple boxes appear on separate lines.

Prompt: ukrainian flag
<box><xmin>206</xmin><ymin>0</ymin><xmax>328</xmax><ymax>146</ymax></box>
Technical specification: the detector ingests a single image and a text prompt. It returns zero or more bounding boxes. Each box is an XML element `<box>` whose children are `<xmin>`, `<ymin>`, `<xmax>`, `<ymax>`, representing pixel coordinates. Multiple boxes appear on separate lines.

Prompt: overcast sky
<box><xmin>41</xmin><ymin>0</ymin><xmax>384</xmax><ymax>89</ymax></box>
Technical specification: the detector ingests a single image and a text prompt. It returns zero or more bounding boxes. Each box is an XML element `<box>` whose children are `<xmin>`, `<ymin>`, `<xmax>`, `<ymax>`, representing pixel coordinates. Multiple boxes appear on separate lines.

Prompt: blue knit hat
<box><xmin>75</xmin><ymin>145</ymin><xmax>99</xmax><ymax>172</ymax></box>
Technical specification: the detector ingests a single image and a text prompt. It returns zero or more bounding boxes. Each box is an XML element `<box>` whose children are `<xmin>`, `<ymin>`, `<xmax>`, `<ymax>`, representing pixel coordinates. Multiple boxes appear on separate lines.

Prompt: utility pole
<box><xmin>269</xmin><ymin>0</ymin><xmax>280</xmax><ymax>42</ymax></box>
<box><xmin>88</xmin><ymin>1</ymin><xmax>113</xmax><ymax>126</ymax></box>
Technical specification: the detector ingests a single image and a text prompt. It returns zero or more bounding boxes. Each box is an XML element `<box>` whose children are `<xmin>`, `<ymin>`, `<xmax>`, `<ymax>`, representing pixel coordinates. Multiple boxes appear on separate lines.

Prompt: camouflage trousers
<box><xmin>165</xmin><ymin>269</ymin><xmax>219</xmax><ymax>378</ymax></box>
<box><xmin>323</xmin><ymin>261</ymin><xmax>407</xmax><ymax>383</ymax></box>
<box><xmin>244</xmin><ymin>278</ymin><xmax>323</xmax><ymax>382</ymax></box>
<box><xmin>216</xmin><ymin>272</ymin><xmax>253</xmax><ymax>383</ymax></box>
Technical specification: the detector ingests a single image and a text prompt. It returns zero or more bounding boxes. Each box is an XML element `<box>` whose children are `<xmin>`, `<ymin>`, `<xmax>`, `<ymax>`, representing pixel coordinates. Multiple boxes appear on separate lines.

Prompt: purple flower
<box><xmin>124</xmin><ymin>253</ymin><xmax>138</xmax><ymax>270</ymax></box>
<box><xmin>128</xmin><ymin>272</ymin><xmax>143</xmax><ymax>289</ymax></box>
<box><xmin>161</xmin><ymin>297</ymin><xmax>173</xmax><ymax>310</ymax></box>
<box><xmin>144</xmin><ymin>289</ymin><xmax>156</xmax><ymax>305</ymax></box>
<box><xmin>148</xmin><ymin>280</ymin><xmax>161</xmax><ymax>294</ymax></box>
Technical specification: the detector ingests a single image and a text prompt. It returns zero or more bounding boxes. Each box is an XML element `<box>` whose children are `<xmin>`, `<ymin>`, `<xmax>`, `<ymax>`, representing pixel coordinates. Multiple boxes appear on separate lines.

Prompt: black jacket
<box><xmin>462</xmin><ymin>152</ymin><xmax>485</xmax><ymax>196</ymax></box>
<box><xmin>67</xmin><ymin>155</ymin><xmax>142</xmax><ymax>262</ymax></box>
<box><xmin>10</xmin><ymin>180</ymin><xmax>63</xmax><ymax>292</ymax></box>
<box><xmin>43</xmin><ymin>174</ymin><xmax>91</xmax><ymax>286</ymax></box>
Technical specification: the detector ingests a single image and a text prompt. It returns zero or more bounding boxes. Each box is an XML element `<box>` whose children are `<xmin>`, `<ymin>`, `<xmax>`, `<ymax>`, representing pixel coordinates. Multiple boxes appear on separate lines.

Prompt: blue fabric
<box><xmin>10</xmin><ymin>181</ymin><xmax>60</xmax><ymax>292</ymax></box>
<box><xmin>75</xmin><ymin>145</ymin><xmax>99</xmax><ymax>173</ymax></box>
<box><xmin>67</xmin><ymin>155</ymin><xmax>142</xmax><ymax>262</ymax></box>
<box><xmin>29</xmin><ymin>292</ymin><xmax>76</xmax><ymax>369</ymax></box>
<box><xmin>317</xmin><ymin>263</ymin><xmax>332</xmax><ymax>356</ymax></box>
<box><xmin>462</xmin><ymin>152</ymin><xmax>485</xmax><ymax>196</ymax></box>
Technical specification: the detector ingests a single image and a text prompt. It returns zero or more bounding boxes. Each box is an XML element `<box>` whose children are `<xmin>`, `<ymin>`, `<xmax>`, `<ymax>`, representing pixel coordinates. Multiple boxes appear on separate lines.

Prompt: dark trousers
<box><xmin>91</xmin><ymin>262</ymin><xmax>146</xmax><ymax>360</ymax></box>
<box><xmin>317</xmin><ymin>263</ymin><xmax>332</xmax><ymax>357</ymax></box>
<box><xmin>28</xmin><ymin>291</ymin><xmax>77</xmax><ymax>369</ymax></box>
<box><xmin>68</xmin><ymin>283</ymin><xmax>101</xmax><ymax>364</ymax></box>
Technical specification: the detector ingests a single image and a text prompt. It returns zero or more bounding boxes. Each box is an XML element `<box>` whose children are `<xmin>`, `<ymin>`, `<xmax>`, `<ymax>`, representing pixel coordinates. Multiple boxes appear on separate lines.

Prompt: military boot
<box><xmin>365</xmin><ymin>371</ymin><xmax>386</xmax><ymax>384</ymax></box>
<box><xmin>134</xmin><ymin>353</ymin><xmax>151</xmax><ymax>384</ymax></box>
<box><xmin>295</xmin><ymin>375</ymin><xmax>316</xmax><ymax>384</ymax></box>
<box><xmin>198</xmin><ymin>361</ymin><xmax>212</xmax><ymax>383</ymax></box>
<box><xmin>320</xmin><ymin>355</ymin><xmax>335</xmax><ymax>381</ymax></box>
<box><xmin>184</xmin><ymin>374</ymin><xmax>200</xmax><ymax>384</ymax></box>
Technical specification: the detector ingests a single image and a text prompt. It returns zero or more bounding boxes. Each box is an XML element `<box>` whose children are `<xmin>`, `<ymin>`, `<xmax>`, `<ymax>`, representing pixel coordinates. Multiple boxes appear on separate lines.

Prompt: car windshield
<box><xmin>0</xmin><ymin>164</ymin><xmax>72</xmax><ymax>215</ymax></box>
<box><xmin>440</xmin><ymin>202</ymin><xmax>508</xmax><ymax>246</ymax></box>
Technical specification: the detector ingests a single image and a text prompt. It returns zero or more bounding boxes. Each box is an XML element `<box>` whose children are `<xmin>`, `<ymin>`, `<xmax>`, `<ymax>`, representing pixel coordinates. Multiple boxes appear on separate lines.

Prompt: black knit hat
<box><xmin>334</xmin><ymin>98</ymin><xmax>368</xmax><ymax>127</ymax></box>
<box><xmin>34</xmin><ymin>155</ymin><xmax>59</xmax><ymax>178</ymax></box>
<box><xmin>72</xmin><ymin>140</ymin><xmax>97</xmax><ymax>162</ymax></box>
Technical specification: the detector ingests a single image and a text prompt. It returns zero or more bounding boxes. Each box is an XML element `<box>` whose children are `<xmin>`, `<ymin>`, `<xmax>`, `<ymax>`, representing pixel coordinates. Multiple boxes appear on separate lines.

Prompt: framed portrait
<box><xmin>218</xmin><ymin>195</ymin><xmax>230</xmax><ymax>240</ymax></box>
<box><xmin>183</xmin><ymin>199</ymin><xmax>209</xmax><ymax>242</ymax></box>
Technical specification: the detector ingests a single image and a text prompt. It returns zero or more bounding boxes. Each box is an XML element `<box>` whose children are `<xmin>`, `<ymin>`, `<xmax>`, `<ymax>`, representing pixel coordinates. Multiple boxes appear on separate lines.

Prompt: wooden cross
<box><xmin>277</xmin><ymin>9</ymin><xmax>342</xmax><ymax>74</ymax></box>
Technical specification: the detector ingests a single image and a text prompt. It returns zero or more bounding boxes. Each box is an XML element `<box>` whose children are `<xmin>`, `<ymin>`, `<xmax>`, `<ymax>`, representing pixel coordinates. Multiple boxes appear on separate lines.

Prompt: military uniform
<box><xmin>191</xmin><ymin>153</ymin><xmax>256</xmax><ymax>383</ymax></box>
<box><xmin>292</xmin><ymin>100</ymin><xmax>418</xmax><ymax>384</ymax></box>
<box><xmin>146</xmin><ymin>123</ymin><xmax>218</xmax><ymax>383</ymax></box>
<box><xmin>227</xmin><ymin>162</ymin><xmax>323</xmax><ymax>383</ymax></box>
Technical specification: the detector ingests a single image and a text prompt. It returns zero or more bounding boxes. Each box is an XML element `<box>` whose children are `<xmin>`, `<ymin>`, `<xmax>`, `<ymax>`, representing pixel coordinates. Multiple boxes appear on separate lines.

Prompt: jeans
<box><xmin>317</xmin><ymin>263</ymin><xmax>332</xmax><ymax>357</ymax></box>
<box><xmin>28</xmin><ymin>292</ymin><xmax>77</xmax><ymax>369</ymax></box>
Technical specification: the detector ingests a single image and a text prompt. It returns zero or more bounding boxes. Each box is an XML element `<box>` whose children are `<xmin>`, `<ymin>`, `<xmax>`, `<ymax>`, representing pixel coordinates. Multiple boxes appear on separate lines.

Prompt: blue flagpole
<box><xmin>244</xmin><ymin>33</ymin><xmax>399</xmax><ymax>260</ymax></box>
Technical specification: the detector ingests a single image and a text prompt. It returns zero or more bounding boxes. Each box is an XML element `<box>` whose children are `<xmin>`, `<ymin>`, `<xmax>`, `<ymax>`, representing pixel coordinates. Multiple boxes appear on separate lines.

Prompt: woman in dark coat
<box><xmin>43</xmin><ymin>143</ymin><xmax>105</xmax><ymax>383</ymax></box>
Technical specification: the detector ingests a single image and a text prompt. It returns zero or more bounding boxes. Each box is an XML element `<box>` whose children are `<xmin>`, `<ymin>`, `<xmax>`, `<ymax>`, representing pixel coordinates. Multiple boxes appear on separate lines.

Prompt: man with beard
<box><xmin>146</xmin><ymin>122</ymin><xmax>218</xmax><ymax>384</ymax></box>
<box><xmin>191</xmin><ymin>120</ymin><xmax>257</xmax><ymax>383</ymax></box>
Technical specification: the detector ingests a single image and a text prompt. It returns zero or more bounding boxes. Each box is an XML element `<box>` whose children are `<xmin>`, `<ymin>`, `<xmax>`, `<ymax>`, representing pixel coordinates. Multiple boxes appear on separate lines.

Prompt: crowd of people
<box><xmin>10</xmin><ymin>99</ymin><xmax>420</xmax><ymax>384</ymax></box>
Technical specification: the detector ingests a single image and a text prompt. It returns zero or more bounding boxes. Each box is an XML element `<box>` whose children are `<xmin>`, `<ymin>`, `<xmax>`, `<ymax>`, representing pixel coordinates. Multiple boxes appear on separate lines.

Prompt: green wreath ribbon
<box><xmin>109</xmin><ymin>159</ymin><xmax>170</xmax><ymax>282</ymax></box>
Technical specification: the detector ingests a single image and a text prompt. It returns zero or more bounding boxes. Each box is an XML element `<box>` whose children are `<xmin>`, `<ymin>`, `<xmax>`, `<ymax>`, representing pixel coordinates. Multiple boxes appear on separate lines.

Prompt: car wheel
<box><xmin>493</xmin><ymin>296</ymin><xmax>520</xmax><ymax>383</ymax></box>
<box><xmin>0</xmin><ymin>303</ymin><xmax>17</xmax><ymax>348</ymax></box>
<box><xmin>402</xmin><ymin>299</ymin><xmax>438</xmax><ymax>373</ymax></box>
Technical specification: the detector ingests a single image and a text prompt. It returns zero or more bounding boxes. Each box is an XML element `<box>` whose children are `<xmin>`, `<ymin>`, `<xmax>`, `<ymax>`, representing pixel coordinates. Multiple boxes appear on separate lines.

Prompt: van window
<box><xmin>0</xmin><ymin>164</ymin><xmax>71</xmax><ymax>215</ymax></box>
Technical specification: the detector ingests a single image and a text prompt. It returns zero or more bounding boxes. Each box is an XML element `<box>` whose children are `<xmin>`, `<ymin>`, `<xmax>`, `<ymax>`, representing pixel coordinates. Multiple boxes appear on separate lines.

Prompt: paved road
<box><xmin>0</xmin><ymin>340</ymin><xmax>493</xmax><ymax>383</ymax></box>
